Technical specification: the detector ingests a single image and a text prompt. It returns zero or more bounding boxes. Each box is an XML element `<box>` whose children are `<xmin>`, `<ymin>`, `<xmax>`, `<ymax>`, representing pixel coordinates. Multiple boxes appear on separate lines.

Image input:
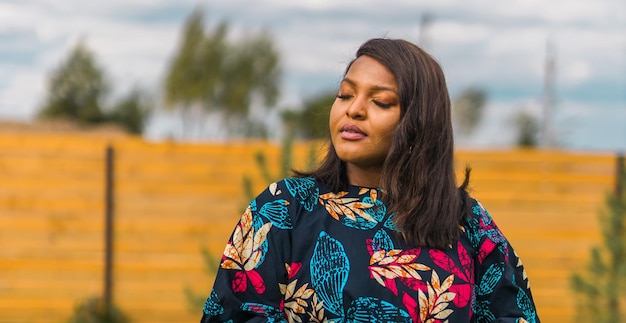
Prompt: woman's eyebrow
<box><xmin>341</xmin><ymin>77</ymin><xmax>397</xmax><ymax>94</ymax></box>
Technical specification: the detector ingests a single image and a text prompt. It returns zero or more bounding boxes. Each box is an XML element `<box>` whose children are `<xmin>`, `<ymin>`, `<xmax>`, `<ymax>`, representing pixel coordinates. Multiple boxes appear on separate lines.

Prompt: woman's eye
<box><xmin>337</xmin><ymin>94</ymin><xmax>352</xmax><ymax>100</ymax></box>
<box><xmin>373</xmin><ymin>101</ymin><xmax>392</xmax><ymax>109</ymax></box>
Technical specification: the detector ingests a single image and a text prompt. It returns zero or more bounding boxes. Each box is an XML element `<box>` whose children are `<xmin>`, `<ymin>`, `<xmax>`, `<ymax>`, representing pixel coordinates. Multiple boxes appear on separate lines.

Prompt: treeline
<box><xmin>35</xmin><ymin>8</ymin><xmax>336</xmax><ymax>140</ymax></box>
<box><xmin>36</xmin><ymin>7</ymin><xmax>541</xmax><ymax>145</ymax></box>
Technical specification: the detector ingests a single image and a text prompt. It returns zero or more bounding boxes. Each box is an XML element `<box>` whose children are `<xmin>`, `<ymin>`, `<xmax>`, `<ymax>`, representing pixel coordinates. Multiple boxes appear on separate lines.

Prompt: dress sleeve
<box><xmin>470</xmin><ymin>202</ymin><xmax>540</xmax><ymax>323</ymax></box>
<box><xmin>200</xmin><ymin>181</ymin><xmax>294</xmax><ymax>322</ymax></box>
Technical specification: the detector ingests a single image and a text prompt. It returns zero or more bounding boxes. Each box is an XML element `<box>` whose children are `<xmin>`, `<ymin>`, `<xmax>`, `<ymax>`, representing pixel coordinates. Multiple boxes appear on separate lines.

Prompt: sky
<box><xmin>0</xmin><ymin>0</ymin><xmax>624</xmax><ymax>151</ymax></box>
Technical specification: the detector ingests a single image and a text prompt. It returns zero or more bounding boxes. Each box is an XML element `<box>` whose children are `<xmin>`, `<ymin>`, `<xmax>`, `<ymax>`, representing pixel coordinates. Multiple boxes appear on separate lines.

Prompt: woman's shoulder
<box><xmin>461</xmin><ymin>197</ymin><xmax>508</xmax><ymax>249</ymax></box>
<box><xmin>257</xmin><ymin>177</ymin><xmax>323</xmax><ymax>212</ymax></box>
<box><xmin>245</xmin><ymin>177</ymin><xmax>323</xmax><ymax>231</ymax></box>
<box><xmin>464</xmin><ymin>197</ymin><xmax>494</xmax><ymax>225</ymax></box>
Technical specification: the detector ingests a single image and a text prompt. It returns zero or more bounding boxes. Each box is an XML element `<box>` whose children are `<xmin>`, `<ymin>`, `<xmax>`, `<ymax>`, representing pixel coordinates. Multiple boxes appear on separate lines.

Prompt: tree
<box><xmin>512</xmin><ymin>108</ymin><xmax>540</xmax><ymax>148</ymax></box>
<box><xmin>571</xmin><ymin>157</ymin><xmax>626</xmax><ymax>322</ymax></box>
<box><xmin>217</xmin><ymin>31</ymin><xmax>280</xmax><ymax>118</ymax></box>
<box><xmin>109</xmin><ymin>88</ymin><xmax>153</xmax><ymax>135</ymax></box>
<box><xmin>38</xmin><ymin>41</ymin><xmax>108</xmax><ymax>124</ymax></box>
<box><xmin>296</xmin><ymin>91</ymin><xmax>335</xmax><ymax>139</ymax></box>
<box><xmin>163</xmin><ymin>9</ymin><xmax>226</xmax><ymax>137</ymax></box>
<box><xmin>451</xmin><ymin>87</ymin><xmax>486</xmax><ymax>137</ymax></box>
<box><xmin>163</xmin><ymin>8</ymin><xmax>281</xmax><ymax>139</ymax></box>
<box><xmin>215</xmin><ymin>30</ymin><xmax>280</xmax><ymax>138</ymax></box>
<box><xmin>277</xmin><ymin>90</ymin><xmax>335</xmax><ymax>141</ymax></box>
<box><xmin>38</xmin><ymin>40</ymin><xmax>153</xmax><ymax>135</ymax></box>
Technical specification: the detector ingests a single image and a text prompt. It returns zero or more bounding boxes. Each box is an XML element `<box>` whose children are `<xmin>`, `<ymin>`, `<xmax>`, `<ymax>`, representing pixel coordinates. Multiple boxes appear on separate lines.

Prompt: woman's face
<box><xmin>329</xmin><ymin>55</ymin><xmax>401</xmax><ymax>180</ymax></box>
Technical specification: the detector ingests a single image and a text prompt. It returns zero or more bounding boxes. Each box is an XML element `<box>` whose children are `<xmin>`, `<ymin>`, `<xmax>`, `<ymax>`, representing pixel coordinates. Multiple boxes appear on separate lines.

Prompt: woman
<box><xmin>200</xmin><ymin>38</ymin><xmax>539</xmax><ymax>322</ymax></box>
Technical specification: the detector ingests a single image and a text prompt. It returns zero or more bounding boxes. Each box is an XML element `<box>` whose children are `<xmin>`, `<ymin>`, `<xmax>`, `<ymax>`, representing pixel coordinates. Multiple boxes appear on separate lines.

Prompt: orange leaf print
<box><xmin>231</xmin><ymin>207</ymin><xmax>253</xmax><ymax>255</ymax></box>
<box><xmin>221</xmin><ymin>258</ymin><xmax>242</xmax><ymax>270</ymax></box>
<box><xmin>369</xmin><ymin>248</ymin><xmax>430</xmax><ymax>290</ymax></box>
<box><xmin>358</xmin><ymin>187</ymin><xmax>378</xmax><ymax>203</ymax></box>
<box><xmin>244</xmin><ymin>250</ymin><xmax>263</xmax><ymax>271</ymax></box>
<box><xmin>241</xmin><ymin>225</ymin><xmax>254</xmax><ymax>259</ymax></box>
<box><xmin>418</xmin><ymin>270</ymin><xmax>457</xmax><ymax>322</ymax></box>
<box><xmin>253</xmin><ymin>222</ymin><xmax>272</xmax><ymax>253</ymax></box>
<box><xmin>370</xmin><ymin>189</ymin><xmax>378</xmax><ymax>202</ymax></box>
<box><xmin>223</xmin><ymin>243</ymin><xmax>242</xmax><ymax>264</ymax></box>
<box><xmin>221</xmin><ymin>205</ymin><xmax>273</xmax><ymax>291</ymax></box>
<box><xmin>306</xmin><ymin>293</ymin><xmax>328</xmax><ymax>323</ymax></box>
<box><xmin>279</xmin><ymin>278</ymin><xmax>315</xmax><ymax>323</ymax></box>
<box><xmin>370</xmin><ymin>250</ymin><xmax>386</xmax><ymax>264</ymax></box>
<box><xmin>319</xmin><ymin>191</ymin><xmax>375</xmax><ymax>222</ymax></box>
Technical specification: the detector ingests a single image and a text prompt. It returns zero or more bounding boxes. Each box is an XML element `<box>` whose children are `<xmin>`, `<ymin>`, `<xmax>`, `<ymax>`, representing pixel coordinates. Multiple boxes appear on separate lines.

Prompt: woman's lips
<box><xmin>340</xmin><ymin>124</ymin><xmax>366</xmax><ymax>140</ymax></box>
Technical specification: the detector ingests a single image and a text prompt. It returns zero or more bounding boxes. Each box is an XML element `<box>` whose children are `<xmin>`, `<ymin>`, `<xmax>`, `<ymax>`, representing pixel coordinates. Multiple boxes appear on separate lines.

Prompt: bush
<box><xmin>67</xmin><ymin>297</ymin><xmax>130</xmax><ymax>323</ymax></box>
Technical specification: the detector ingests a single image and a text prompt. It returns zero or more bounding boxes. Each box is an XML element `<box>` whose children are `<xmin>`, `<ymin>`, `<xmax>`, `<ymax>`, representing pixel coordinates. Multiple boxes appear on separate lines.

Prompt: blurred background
<box><xmin>0</xmin><ymin>0</ymin><xmax>625</xmax><ymax>322</ymax></box>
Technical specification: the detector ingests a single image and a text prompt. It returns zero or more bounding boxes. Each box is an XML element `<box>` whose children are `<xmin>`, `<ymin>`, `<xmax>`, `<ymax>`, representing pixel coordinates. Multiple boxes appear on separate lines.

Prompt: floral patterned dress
<box><xmin>200</xmin><ymin>177</ymin><xmax>539</xmax><ymax>323</ymax></box>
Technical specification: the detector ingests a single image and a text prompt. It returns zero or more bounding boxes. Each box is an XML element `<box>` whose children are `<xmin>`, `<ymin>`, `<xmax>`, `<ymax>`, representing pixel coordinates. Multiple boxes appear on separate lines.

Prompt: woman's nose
<box><xmin>345</xmin><ymin>96</ymin><xmax>367</xmax><ymax>119</ymax></box>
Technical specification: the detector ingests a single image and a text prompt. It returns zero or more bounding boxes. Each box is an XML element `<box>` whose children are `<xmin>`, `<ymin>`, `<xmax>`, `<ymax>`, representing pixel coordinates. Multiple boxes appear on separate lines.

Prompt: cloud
<box><xmin>560</xmin><ymin>60</ymin><xmax>591</xmax><ymax>85</ymax></box>
<box><xmin>0</xmin><ymin>0</ymin><xmax>623</xmax><ymax>149</ymax></box>
<box><xmin>0</xmin><ymin>66</ymin><xmax>45</xmax><ymax>119</ymax></box>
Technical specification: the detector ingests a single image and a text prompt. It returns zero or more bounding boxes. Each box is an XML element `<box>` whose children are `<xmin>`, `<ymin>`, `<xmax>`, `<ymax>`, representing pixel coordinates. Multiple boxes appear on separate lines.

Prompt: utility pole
<box><xmin>542</xmin><ymin>37</ymin><xmax>556</xmax><ymax>148</ymax></box>
<box><xmin>418</xmin><ymin>13</ymin><xmax>433</xmax><ymax>51</ymax></box>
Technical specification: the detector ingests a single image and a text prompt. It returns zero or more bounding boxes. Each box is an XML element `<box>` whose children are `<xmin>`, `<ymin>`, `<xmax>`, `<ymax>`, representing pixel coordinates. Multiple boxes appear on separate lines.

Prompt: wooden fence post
<box><xmin>104</xmin><ymin>145</ymin><xmax>115</xmax><ymax>311</ymax></box>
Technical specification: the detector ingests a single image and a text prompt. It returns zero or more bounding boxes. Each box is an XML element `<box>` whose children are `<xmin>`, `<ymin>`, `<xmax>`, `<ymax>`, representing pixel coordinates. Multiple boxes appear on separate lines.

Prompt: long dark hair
<box><xmin>296</xmin><ymin>38</ymin><xmax>471</xmax><ymax>250</ymax></box>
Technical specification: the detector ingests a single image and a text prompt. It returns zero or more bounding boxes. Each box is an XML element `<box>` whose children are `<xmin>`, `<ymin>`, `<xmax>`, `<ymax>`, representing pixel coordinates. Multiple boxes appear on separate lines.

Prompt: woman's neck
<box><xmin>346</xmin><ymin>164</ymin><xmax>382</xmax><ymax>188</ymax></box>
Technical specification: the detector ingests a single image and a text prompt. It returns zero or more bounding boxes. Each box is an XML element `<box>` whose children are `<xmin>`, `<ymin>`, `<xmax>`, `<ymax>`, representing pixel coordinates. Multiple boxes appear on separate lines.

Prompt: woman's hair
<box><xmin>296</xmin><ymin>38</ymin><xmax>471</xmax><ymax>250</ymax></box>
